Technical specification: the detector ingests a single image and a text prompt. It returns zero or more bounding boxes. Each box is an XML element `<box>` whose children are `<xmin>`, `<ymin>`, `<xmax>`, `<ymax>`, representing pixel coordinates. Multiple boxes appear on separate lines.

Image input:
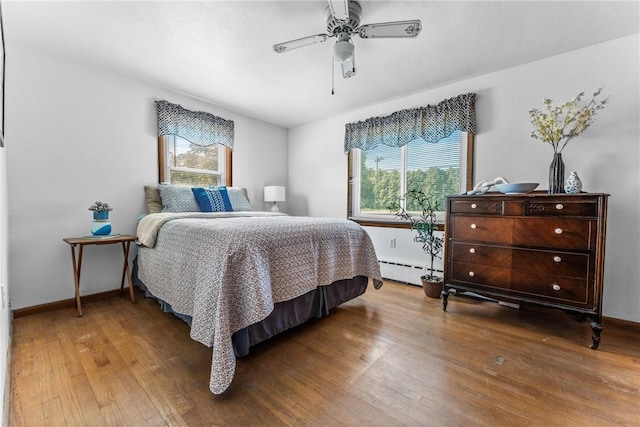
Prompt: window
<box><xmin>155</xmin><ymin>100</ymin><xmax>234</xmax><ymax>186</ymax></box>
<box><xmin>348</xmin><ymin>131</ymin><xmax>474</xmax><ymax>222</ymax></box>
<box><xmin>344</xmin><ymin>93</ymin><xmax>476</xmax><ymax>224</ymax></box>
<box><xmin>158</xmin><ymin>135</ymin><xmax>232</xmax><ymax>186</ymax></box>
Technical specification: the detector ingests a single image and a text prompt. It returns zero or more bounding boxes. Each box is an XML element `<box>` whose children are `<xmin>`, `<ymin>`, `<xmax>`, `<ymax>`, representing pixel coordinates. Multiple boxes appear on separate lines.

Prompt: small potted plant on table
<box><xmin>391</xmin><ymin>189</ymin><xmax>444</xmax><ymax>298</ymax></box>
<box><xmin>88</xmin><ymin>201</ymin><xmax>113</xmax><ymax>236</ymax></box>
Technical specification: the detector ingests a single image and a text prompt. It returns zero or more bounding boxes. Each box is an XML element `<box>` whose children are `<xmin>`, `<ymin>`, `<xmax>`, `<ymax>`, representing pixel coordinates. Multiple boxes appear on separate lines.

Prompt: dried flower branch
<box><xmin>529</xmin><ymin>88</ymin><xmax>609</xmax><ymax>153</ymax></box>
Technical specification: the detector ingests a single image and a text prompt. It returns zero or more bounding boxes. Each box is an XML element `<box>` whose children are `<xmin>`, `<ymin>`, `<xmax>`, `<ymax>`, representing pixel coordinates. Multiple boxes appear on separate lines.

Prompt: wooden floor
<box><xmin>8</xmin><ymin>281</ymin><xmax>640</xmax><ymax>426</ymax></box>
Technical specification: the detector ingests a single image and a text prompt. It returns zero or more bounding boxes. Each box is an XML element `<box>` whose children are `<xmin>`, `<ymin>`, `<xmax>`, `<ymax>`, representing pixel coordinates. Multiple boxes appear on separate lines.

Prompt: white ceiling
<box><xmin>4</xmin><ymin>1</ymin><xmax>639</xmax><ymax>128</ymax></box>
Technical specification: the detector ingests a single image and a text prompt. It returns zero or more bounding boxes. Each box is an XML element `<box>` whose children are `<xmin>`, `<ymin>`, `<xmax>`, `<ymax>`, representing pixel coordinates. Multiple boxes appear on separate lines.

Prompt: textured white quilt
<box><xmin>136</xmin><ymin>213</ymin><xmax>382</xmax><ymax>394</ymax></box>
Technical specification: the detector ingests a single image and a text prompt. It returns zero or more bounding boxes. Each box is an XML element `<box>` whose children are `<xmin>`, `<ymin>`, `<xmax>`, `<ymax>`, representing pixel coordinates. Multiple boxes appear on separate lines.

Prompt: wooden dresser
<box><xmin>443</xmin><ymin>192</ymin><xmax>609</xmax><ymax>349</ymax></box>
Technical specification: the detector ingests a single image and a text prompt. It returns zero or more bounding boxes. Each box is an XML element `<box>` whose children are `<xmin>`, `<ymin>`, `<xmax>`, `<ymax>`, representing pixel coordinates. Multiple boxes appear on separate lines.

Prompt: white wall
<box><xmin>0</xmin><ymin>137</ymin><xmax>9</xmax><ymax>423</ymax></box>
<box><xmin>6</xmin><ymin>45</ymin><xmax>288</xmax><ymax>309</ymax></box>
<box><xmin>288</xmin><ymin>34</ymin><xmax>640</xmax><ymax>323</ymax></box>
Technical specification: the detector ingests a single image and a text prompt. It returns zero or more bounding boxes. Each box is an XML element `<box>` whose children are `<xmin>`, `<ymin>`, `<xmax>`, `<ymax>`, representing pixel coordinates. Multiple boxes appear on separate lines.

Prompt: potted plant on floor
<box><xmin>391</xmin><ymin>189</ymin><xmax>444</xmax><ymax>298</ymax></box>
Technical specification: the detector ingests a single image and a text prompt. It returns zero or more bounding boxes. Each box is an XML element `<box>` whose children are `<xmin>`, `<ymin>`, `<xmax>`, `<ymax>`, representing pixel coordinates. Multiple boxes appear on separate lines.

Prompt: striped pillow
<box><xmin>191</xmin><ymin>187</ymin><xmax>233</xmax><ymax>212</ymax></box>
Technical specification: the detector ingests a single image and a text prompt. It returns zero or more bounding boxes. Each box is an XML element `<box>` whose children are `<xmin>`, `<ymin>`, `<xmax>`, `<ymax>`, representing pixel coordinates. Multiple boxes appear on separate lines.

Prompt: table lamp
<box><xmin>264</xmin><ymin>186</ymin><xmax>286</xmax><ymax>212</ymax></box>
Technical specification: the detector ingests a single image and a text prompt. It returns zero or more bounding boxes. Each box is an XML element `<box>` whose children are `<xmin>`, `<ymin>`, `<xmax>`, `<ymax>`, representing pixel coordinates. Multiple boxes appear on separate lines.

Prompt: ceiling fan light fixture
<box><xmin>333</xmin><ymin>40</ymin><xmax>354</xmax><ymax>62</ymax></box>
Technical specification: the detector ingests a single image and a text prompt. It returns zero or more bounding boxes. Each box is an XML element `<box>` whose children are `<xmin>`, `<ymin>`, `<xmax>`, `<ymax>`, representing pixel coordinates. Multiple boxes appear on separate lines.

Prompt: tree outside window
<box><xmin>354</xmin><ymin>130</ymin><xmax>462</xmax><ymax>217</ymax></box>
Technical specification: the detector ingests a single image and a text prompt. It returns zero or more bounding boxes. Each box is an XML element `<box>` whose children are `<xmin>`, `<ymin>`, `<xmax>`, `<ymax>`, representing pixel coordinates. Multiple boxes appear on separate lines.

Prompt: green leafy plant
<box><xmin>390</xmin><ymin>189</ymin><xmax>444</xmax><ymax>282</ymax></box>
<box><xmin>529</xmin><ymin>88</ymin><xmax>609</xmax><ymax>153</ymax></box>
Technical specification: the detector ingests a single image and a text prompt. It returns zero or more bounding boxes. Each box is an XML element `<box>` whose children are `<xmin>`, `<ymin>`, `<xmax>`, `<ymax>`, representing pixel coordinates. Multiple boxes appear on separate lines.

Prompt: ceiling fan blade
<box><xmin>358</xmin><ymin>20</ymin><xmax>422</xmax><ymax>39</ymax></box>
<box><xmin>328</xmin><ymin>0</ymin><xmax>349</xmax><ymax>22</ymax></box>
<box><xmin>273</xmin><ymin>34</ymin><xmax>330</xmax><ymax>53</ymax></box>
<box><xmin>341</xmin><ymin>54</ymin><xmax>356</xmax><ymax>78</ymax></box>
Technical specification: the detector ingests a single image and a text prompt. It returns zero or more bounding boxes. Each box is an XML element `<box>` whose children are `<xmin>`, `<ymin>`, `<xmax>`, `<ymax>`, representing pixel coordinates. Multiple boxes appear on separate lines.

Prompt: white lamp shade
<box><xmin>264</xmin><ymin>186</ymin><xmax>286</xmax><ymax>202</ymax></box>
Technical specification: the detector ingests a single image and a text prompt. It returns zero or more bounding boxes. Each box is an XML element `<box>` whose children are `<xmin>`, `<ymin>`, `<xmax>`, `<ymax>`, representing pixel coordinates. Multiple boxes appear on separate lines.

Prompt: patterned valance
<box><xmin>344</xmin><ymin>93</ymin><xmax>476</xmax><ymax>153</ymax></box>
<box><xmin>156</xmin><ymin>100</ymin><xmax>234</xmax><ymax>149</ymax></box>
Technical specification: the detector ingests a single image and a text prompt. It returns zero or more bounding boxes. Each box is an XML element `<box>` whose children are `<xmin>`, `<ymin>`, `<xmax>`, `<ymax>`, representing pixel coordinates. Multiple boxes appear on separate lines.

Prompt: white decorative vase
<box><xmin>91</xmin><ymin>220</ymin><xmax>112</xmax><ymax>236</ymax></box>
<box><xmin>564</xmin><ymin>171</ymin><xmax>583</xmax><ymax>194</ymax></box>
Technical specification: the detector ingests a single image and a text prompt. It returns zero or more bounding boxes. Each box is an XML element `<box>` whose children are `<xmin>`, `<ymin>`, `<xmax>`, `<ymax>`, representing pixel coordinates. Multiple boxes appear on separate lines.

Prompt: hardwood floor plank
<box><xmin>9</xmin><ymin>282</ymin><xmax>640</xmax><ymax>426</ymax></box>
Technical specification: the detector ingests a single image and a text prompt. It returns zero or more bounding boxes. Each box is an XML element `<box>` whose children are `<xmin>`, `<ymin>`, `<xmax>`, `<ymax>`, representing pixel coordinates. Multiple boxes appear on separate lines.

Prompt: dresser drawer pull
<box><xmin>555</xmin><ymin>228</ymin><xmax>563</xmax><ymax>235</ymax></box>
<box><xmin>553</xmin><ymin>256</ymin><xmax>562</xmax><ymax>263</ymax></box>
<box><xmin>469</xmin><ymin>248</ymin><xmax>476</xmax><ymax>254</ymax></box>
<box><xmin>552</xmin><ymin>283</ymin><xmax>561</xmax><ymax>291</ymax></box>
<box><xmin>556</xmin><ymin>204</ymin><xmax>564</xmax><ymax>210</ymax></box>
<box><xmin>468</xmin><ymin>271</ymin><xmax>475</xmax><ymax>277</ymax></box>
<box><xmin>470</xmin><ymin>224</ymin><xmax>477</xmax><ymax>229</ymax></box>
<box><xmin>471</xmin><ymin>203</ymin><xmax>477</xmax><ymax>209</ymax></box>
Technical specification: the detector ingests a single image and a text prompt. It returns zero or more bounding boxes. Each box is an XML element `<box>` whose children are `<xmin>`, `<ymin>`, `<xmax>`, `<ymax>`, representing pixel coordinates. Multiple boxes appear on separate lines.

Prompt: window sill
<box><xmin>350</xmin><ymin>217</ymin><xmax>445</xmax><ymax>229</ymax></box>
<box><xmin>350</xmin><ymin>218</ymin><xmax>412</xmax><ymax>229</ymax></box>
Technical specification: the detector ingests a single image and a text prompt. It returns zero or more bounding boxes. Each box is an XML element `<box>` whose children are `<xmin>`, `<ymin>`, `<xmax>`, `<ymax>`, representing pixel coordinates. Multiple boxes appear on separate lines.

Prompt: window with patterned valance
<box><xmin>346</xmin><ymin>93</ymin><xmax>477</xmax><ymax>223</ymax></box>
<box><xmin>155</xmin><ymin>100</ymin><xmax>234</xmax><ymax>186</ymax></box>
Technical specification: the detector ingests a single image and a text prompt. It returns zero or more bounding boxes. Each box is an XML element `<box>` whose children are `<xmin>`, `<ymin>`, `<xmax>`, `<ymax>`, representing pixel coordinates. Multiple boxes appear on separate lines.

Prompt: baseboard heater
<box><xmin>378</xmin><ymin>259</ymin><xmax>443</xmax><ymax>286</ymax></box>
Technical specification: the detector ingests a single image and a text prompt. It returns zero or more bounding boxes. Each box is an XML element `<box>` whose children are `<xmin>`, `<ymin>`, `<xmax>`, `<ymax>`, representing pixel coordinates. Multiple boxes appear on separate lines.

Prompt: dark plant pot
<box><xmin>421</xmin><ymin>276</ymin><xmax>443</xmax><ymax>298</ymax></box>
<box><xmin>93</xmin><ymin>211</ymin><xmax>109</xmax><ymax>220</ymax></box>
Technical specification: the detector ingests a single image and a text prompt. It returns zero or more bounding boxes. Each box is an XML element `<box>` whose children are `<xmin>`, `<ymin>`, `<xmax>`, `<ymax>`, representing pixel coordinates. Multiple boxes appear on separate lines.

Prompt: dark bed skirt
<box><xmin>232</xmin><ymin>276</ymin><xmax>368</xmax><ymax>356</ymax></box>
<box><xmin>132</xmin><ymin>257</ymin><xmax>368</xmax><ymax>357</ymax></box>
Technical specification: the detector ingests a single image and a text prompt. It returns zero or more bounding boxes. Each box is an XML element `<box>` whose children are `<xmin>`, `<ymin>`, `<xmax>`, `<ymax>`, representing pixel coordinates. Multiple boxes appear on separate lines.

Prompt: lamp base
<box><xmin>271</xmin><ymin>202</ymin><xmax>279</xmax><ymax>212</ymax></box>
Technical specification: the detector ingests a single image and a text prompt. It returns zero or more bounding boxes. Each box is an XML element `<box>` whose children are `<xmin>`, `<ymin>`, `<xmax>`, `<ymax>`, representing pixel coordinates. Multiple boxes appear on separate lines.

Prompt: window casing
<box><xmin>348</xmin><ymin>131</ymin><xmax>474</xmax><ymax>225</ymax></box>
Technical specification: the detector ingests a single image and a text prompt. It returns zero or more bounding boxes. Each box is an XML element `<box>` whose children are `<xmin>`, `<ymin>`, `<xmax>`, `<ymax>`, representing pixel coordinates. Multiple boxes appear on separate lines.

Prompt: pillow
<box><xmin>158</xmin><ymin>184</ymin><xmax>200</xmax><ymax>212</ymax></box>
<box><xmin>144</xmin><ymin>186</ymin><xmax>163</xmax><ymax>214</ymax></box>
<box><xmin>225</xmin><ymin>187</ymin><xmax>252</xmax><ymax>211</ymax></box>
<box><xmin>192</xmin><ymin>187</ymin><xmax>233</xmax><ymax>212</ymax></box>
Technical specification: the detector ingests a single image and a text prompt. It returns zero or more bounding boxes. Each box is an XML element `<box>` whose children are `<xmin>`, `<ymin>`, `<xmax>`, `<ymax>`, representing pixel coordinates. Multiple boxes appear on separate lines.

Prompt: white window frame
<box><xmin>158</xmin><ymin>135</ymin><xmax>232</xmax><ymax>186</ymax></box>
<box><xmin>348</xmin><ymin>132</ymin><xmax>472</xmax><ymax>223</ymax></box>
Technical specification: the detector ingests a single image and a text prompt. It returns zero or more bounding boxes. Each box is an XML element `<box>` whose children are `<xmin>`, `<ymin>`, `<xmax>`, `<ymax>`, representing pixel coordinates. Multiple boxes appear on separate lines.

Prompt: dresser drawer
<box><xmin>449</xmin><ymin>262</ymin><xmax>511</xmax><ymax>289</ymax></box>
<box><xmin>512</xmin><ymin>249</ymin><xmax>590</xmax><ymax>278</ymax></box>
<box><xmin>524</xmin><ymin>200</ymin><xmax>598</xmax><ymax>217</ymax></box>
<box><xmin>452</xmin><ymin>216</ymin><xmax>513</xmax><ymax>244</ymax></box>
<box><xmin>450</xmin><ymin>199</ymin><xmax>503</xmax><ymax>215</ymax></box>
<box><xmin>511</xmin><ymin>271</ymin><xmax>589</xmax><ymax>305</ymax></box>
<box><xmin>512</xmin><ymin>218</ymin><xmax>592</xmax><ymax>250</ymax></box>
<box><xmin>450</xmin><ymin>242</ymin><xmax>511</xmax><ymax>268</ymax></box>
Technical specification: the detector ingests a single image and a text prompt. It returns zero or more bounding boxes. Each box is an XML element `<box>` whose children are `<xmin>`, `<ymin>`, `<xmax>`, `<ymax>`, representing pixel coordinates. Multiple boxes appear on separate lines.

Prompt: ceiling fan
<box><xmin>273</xmin><ymin>0</ymin><xmax>422</xmax><ymax>79</ymax></box>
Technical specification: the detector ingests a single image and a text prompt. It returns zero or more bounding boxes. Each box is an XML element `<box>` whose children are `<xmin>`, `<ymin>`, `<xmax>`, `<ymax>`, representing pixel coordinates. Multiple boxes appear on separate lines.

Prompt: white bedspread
<box><xmin>136</xmin><ymin>213</ymin><xmax>382</xmax><ymax>394</ymax></box>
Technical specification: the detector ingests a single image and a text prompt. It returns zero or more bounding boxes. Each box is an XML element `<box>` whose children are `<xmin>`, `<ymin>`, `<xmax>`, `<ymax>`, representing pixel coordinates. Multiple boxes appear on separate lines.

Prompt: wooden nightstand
<box><xmin>63</xmin><ymin>234</ymin><xmax>137</xmax><ymax>316</ymax></box>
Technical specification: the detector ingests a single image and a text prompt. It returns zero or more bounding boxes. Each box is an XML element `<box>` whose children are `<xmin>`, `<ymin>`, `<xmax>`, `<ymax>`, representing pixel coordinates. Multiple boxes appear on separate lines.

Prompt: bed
<box><xmin>134</xmin><ymin>186</ymin><xmax>383</xmax><ymax>394</ymax></box>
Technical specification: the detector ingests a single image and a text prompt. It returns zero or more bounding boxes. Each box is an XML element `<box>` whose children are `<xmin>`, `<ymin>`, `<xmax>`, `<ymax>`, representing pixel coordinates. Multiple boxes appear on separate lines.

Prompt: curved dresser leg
<box><xmin>442</xmin><ymin>289</ymin><xmax>449</xmax><ymax>311</ymax></box>
<box><xmin>589</xmin><ymin>320</ymin><xmax>603</xmax><ymax>350</ymax></box>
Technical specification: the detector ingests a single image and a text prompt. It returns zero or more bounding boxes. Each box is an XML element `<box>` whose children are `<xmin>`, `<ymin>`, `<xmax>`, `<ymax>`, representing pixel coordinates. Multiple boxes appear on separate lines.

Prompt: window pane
<box><xmin>169</xmin><ymin>171</ymin><xmax>220</xmax><ymax>186</ymax></box>
<box><xmin>360</xmin><ymin>144</ymin><xmax>401</xmax><ymax>214</ymax></box>
<box><xmin>406</xmin><ymin>130</ymin><xmax>461</xmax><ymax>212</ymax></box>
<box><xmin>170</xmin><ymin>136</ymin><xmax>219</xmax><ymax>171</ymax></box>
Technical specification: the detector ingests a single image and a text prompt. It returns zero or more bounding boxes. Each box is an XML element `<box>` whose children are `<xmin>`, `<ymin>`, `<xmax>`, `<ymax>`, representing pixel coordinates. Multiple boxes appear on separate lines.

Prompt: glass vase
<box><xmin>548</xmin><ymin>152</ymin><xmax>565</xmax><ymax>194</ymax></box>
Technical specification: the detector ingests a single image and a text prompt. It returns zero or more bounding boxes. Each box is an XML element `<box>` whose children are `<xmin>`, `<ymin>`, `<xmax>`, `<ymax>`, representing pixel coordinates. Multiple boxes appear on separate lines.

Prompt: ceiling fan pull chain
<box><xmin>331</xmin><ymin>55</ymin><xmax>335</xmax><ymax>95</ymax></box>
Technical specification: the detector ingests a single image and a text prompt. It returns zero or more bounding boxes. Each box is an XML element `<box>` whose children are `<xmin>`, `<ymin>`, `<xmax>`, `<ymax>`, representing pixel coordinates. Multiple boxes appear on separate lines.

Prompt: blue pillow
<box><xmin>192</xmin><ymin>187</ymin><xmax>233</xmax><ymax>212</ymax></box>
<box><xmin>158</xmin><ymin>184</ymin><xmax>200</xmax><ymax>213</ymax></box>
<box><xmin>225</xmin><ymin>187</ymin><xmax>252</xmax><ymax>211</ymax></box>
